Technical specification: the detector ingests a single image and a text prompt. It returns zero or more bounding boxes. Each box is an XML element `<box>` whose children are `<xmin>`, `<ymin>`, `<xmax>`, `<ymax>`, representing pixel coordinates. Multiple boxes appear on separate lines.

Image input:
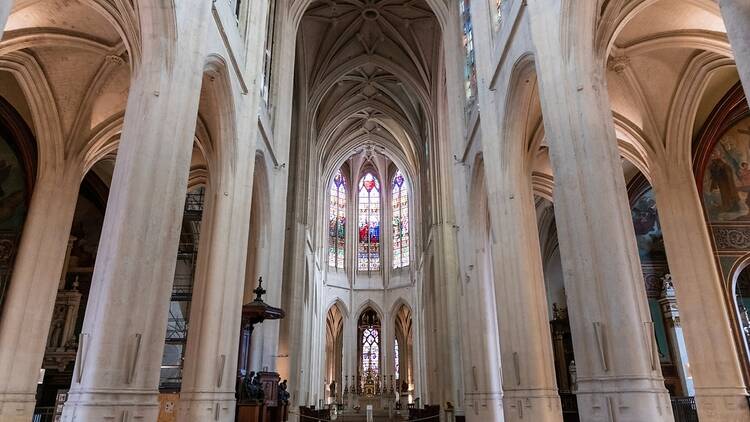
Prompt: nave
<box><xmin>0</xmin><ymin>1</ymin><xmax>750</xmax><ymax>422</ymax></box>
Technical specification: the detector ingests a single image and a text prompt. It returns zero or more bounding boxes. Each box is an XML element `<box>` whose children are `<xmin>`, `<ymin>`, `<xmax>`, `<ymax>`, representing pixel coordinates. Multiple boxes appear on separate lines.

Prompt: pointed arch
<box><xmin>357</xmin><ymin>172</ymin><xmax>381</xmax><ymax>272</ymax></box>
<box><xmin>391</xmin><ymin>169</ymin><xmax>410</xmax><ymax>269</ymax></box>
<box><xmin>328</xmin><ymin>167</ymin><xmax>347</xmax><ymax>269</ymax></box>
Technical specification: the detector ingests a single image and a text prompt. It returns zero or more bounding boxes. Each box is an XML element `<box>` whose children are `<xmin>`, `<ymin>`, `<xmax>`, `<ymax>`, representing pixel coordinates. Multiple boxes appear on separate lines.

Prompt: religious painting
<box><xmin>358</xmin><ymin>173</ymin><xmax>381</xmax><ymax>272</ymax></box>
<box><xmin>702</xmin><ymin>117</ymin><xmax>750</xmax><ymax>222</ymax></box>
<box><xmin>392</xmin><ymin>170</ymin><xmax>410</xmax><ymax>269</ymax></box>
<box><xmin>328</xmin><ymin>170</ymin><xmax>346</xmax><ymax>269</ymax></box>
<box><xmin>631</xmin><ymin>188</ymin><xmax>665</xmax><ymax>261</ymax></box>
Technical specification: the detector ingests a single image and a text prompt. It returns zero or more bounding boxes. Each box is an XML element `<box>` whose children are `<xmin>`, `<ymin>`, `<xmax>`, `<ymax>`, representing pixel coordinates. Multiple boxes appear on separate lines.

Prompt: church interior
<box><xmin>0</xmin><ymin>0</ymin><xmax>750</xmax><ymax>421</ymax></box>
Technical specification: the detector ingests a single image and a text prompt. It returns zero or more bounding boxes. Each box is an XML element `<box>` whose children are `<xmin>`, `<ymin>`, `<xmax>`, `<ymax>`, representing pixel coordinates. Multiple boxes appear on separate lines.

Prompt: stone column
<box><xmin>651</xmin><ymin>163</ymin><xmax>750</xmax><ymax>421</ymax></box>
<box><xmin>459</xmin><ymin>239</ymin><xmax>504</xmax><ymax>421</ymax></box>
<box><xmin>485</xmin><ymin>171</ymin><xmax>564</xmax><ymax>422</ymax></box>
<box><xmin>528</xmin><ymin>5</ymin><xmax>673</xmax><ymax>421</ymax></box>
<box><xmin>0</xmin><ymin>169</ymin><xmax>81</xmax><ymax>422</ymax></box>
<box><xmin>60</xmin><ymin>2</ymin><xmax>211</xmax><ymax>420</ymax></box>
<box><xmin>179</xmin><ymin>149</ymin><xmax>257</xmax><ymax>422</ymax></box>
<box><xmin>464</xmin><ymin>0</ymin><xmax>560</xmax><ymax>417</ymax></box>
<box><xmin>0</xmin><ymin>1</ymin><xmax>12</xmax><ymax>36</ymax></box>
<box><xmin>719</xmin><ymin>0</ymin><xmax>750</xmax><ymax>100</ymax></box>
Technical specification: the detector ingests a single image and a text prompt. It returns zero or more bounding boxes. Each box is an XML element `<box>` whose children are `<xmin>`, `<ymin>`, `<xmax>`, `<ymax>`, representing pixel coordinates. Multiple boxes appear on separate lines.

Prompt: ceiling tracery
<box><xmin>299</xmin><ymin>0</ymin><xmax>440</xmax><ymax>176</ymax></box>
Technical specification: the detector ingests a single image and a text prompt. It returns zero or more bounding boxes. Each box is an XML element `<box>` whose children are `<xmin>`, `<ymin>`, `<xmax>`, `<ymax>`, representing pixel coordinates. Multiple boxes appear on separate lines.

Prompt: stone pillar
<box><xmin>719</xmin><ymin>0</ymin><xmax>750</xmax><ymax>100</ymax></box>
<box><xmin>463</xmin><ymin>0</ymin><xmax>560</xmax><ymax>417</ymax></box>
<box><xmin>528</xmin><ymin>5</ymin><xmax>673</xmax><ymax>420</ymax></box>
<box><xmin>178</xmin><ymin>145</ymin><xmax>257</xmax><ymax>421</ymax></box>
<box><xmin>658</xmin><ymin>275</ymin><xmax>695</xmax><ymax>397</ymax></box>
<box><xmin>485</xmin><ymin>173</ymin><xmax>563</xmax><ymax>422</ymax></box>
<box><xmin>60</xmin><ymin>2</ymin><xmax>211</xmax><ymax>420</ymax></box>
<box><xmin>0</xmin><ymin>1</ymin><xmax>12</xmax><ymax>36</ymax></box>
<box><xmin>0</xmin><ymin>169</ymin><xmax>81</xmax><ymax>422</ymax></box>
<box><xmin>651</xmin><ymin>163</ymin><xmax>750</xmax><ymax>421</ymax></box>
<box><xmin>459</xmin><ymin>241</ymin><xmax>504</xmax><ymax>421</ymax></box>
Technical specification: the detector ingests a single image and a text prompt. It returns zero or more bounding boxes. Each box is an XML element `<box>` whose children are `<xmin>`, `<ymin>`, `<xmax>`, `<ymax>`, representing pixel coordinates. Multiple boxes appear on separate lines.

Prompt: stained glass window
<box><xmin>328</xmin><ymin>170</ymin><xmax>346</xmax><ymax>269</ymax></box>
<box><xmin>362</xmin><ymin>328</ymin><xmax>380</xmax><ymax>377</ymax></box>
<box><xmin>460</xmin><ymin>0</ymin><xmax>477</xmax><ymax>106</ymax></box>
<box><xmin>392</xmin><ymin>171</ymin><xmax>410</xmax><ymax>269</ymax></box>
<box><xmin>394</xmin><ymin>339</ymin><xmax>400</xmax><ymax>380</ymax></box>
<box><xmin>358</xmin><ymin>173</ymin><xmax>381</xmax><ymax>272</ymax></box>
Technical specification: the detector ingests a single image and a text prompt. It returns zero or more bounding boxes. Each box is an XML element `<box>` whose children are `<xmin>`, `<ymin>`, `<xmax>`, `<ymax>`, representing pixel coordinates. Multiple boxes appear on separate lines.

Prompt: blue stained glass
<box><xmin>392</xmin><ymin>170</ymin><xmax>410</xmax><ymax>269</ymax></box>
<box><xmin>329</xmin><ymin>169</ymin><xmax>346</xmax><ymax>269</ymax></box>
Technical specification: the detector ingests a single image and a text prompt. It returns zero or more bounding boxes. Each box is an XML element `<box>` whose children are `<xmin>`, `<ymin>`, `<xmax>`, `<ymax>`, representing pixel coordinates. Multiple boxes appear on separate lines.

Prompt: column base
<box><xmin>695</xmin><ymin>388</ymin><xmax>750</xmax><ymax>422</ymax></box>
<box><xmin>463</xmin><ymin>392</ymin><xmax>504</xmax><ymax>422</ymax></box>
<box><xmin>177</xmin><ymin>391</ymin><xmax>236</xmax><ymax>422</ymax></box>
<box><xmin>575</xmin><ymin>377</ymin><xmax>674</xmax><ymax>422</ymax></box>
<box><xmin>0</xmin><ymin>392</ymin><xmax>36</xmax><ymax>422</ymax></box>
<box><xmin>502</xmin><ymin>388</ymin><xmax>562</xmax><ymax>422</ymax></box>
<box><xmin>60</xmin><ymin>389</ymin><xmax>160</xmax><ymax>422</ymax></box>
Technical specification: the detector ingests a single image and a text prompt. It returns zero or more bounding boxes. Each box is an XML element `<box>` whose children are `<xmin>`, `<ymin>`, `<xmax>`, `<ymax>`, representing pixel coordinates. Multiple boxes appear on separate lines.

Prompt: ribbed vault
<box><xmin>299</xmin><ymin>0</ymin><xmax>441</xmax><ymax>178</ymax></box>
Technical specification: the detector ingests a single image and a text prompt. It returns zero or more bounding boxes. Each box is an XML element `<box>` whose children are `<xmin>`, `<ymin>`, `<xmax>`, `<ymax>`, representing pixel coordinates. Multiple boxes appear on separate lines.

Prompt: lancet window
<box><xmin>394</xmin><ymin>339</ymin><xmax>400</xmax><ymax>380</ymax></box>
<box><xmin>392</xmin><ymin>170</ymin><xmax>410</xmax><ymax>269</ymax></box>
<box><xmin>359</xmin><ymin>308</ymin><xmax>381</xmax><ymax>381</ymax></box>
<box><xmin>460</xmin><ymin>0</ymin><xmax>477</xmax><ymax>106</ymax></box>
<box><xmin>328</xmin><ymin>170</ymin><xmax>347</xmax><ymax>269</ymax></box>
<box><xmin>358</xmin><ymin>173</ymin><xmax>381</xmax><ymax>272</ymax></box>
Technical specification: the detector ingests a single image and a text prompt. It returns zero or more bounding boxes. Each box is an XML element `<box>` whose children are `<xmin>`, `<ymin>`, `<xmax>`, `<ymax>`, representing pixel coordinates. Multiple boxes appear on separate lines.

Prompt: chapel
<box><xmin>0</xmin><ymin>1</ymin><xmax>749</xmax><ymax>422</ymax></box>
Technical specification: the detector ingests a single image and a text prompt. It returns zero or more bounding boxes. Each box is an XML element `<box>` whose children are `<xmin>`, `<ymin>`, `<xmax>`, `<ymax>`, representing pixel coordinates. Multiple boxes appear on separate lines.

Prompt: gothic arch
<box><xmin>0</xmin><ymin>96</ymin><xmax>36</xmax><ymax>193</ymax></box>
<box><xmin>502</xmin><ymin>52</ymin><xmax>539</xmax><ymax>174</ymax></box>
<box><xmin>326</xmin><ymin>298</ymin><xmax>350</xmax><ymax>319</ymax></box>
<box><xmin>355</xmin><ymin>300</ymin><xmax>385</xmax><ymax>324</ymax></box>
<box><xmin>244</xmin><ymin>152</ymin><xmax>271</xmax><ymax>302</ymax></box>
<box><xmin>0</xmin><ymin>52</ymin><xmax>63</xmax><ymax>177</ymax></box>
<box><xmin>390</xmin><ymin>297</ymin><xmax>413</xmax><ymax>317</ymax></box>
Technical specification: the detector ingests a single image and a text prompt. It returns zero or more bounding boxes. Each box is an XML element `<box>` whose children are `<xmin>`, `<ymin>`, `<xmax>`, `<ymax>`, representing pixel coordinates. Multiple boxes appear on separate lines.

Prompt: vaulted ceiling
<box><xmin>298</xmin><ymin>0</ymin><xmax>442</xmax><ymax>174</ymax></box>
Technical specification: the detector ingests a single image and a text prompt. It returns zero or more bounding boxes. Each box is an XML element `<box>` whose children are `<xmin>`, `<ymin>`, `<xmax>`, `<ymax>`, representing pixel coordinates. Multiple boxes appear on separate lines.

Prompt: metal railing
<box><xmin>32</xmin><ymin>407</ymin><xmax>55</xmax><ymax>422</ymax></box>
<box><xmin>671</xmin><ymin>396</ymin><xmax>698</xmax><ymax>422</ymax></box>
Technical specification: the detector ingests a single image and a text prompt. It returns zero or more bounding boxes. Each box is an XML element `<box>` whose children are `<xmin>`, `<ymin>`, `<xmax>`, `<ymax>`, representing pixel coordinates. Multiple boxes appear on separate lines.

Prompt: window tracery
<box><xmin>358</xmin><ymin>173</ymin><xmax>381</xmax><ymax>272</ymax></box>
<box><xmin>261</xmin><ymin>0</ymin><xmax>276</xmax><ymax>103</ymax></box>
<box><xmin>394</xmin><ymin>338</ymin><xmax>400</xmax><ymax>380</ymax></box>
<box><xmin>392</xmin><ymin>170</ymin><xmax>410</xmax><ymax>269</ymax></box>
<box><xmin>359</xmin><ymin>308</ymin><xmax>381</xmax><ymax>383</ymax></box>
<box><xmin>329</xmin><ymin>169</ymin><xmax>347</xmax><ymax>269</ymax></box>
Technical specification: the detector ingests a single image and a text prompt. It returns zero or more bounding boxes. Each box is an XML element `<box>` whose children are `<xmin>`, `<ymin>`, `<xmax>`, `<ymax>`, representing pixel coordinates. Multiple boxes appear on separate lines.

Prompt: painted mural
<box><xmin>702</xmin><ymin>116</ymin><xmax>750</xmax><ymax>222</ymax></box>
